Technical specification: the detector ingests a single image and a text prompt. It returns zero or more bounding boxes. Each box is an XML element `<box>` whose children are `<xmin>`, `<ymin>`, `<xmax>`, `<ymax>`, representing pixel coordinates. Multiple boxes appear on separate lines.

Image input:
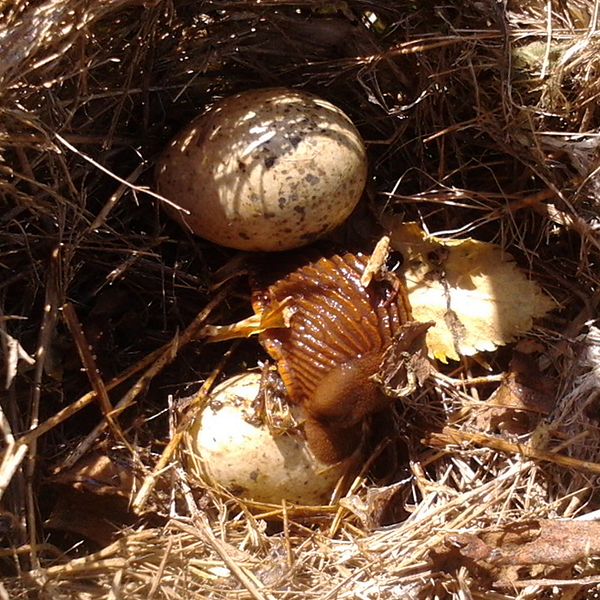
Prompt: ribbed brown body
<box><xmin>253</xmin><ymin>253</ymin><xmax>415</xmax><ymax>463</ymax></box>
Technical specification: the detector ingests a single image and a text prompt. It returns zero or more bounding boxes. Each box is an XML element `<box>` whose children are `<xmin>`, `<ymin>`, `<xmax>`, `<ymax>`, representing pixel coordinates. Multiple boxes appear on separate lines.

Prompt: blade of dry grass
<box><xmin>427</xmin><ymin>426</ymin><xmax>600</xmax><ymax>474</ymax></box>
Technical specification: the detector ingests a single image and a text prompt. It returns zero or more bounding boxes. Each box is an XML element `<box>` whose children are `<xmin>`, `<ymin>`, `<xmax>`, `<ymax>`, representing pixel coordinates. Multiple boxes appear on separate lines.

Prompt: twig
<box><xmin>61</xmin><ymin>285</ymin><xmax>232</xmax><ymax>471</ymax></box>
<box><xmin>191</xmin><ymin>519</ymin><xmax>275</xmax><ymax>600</ymax></box>
<box><xmin>132</xmin><ymin>340</ymin><xmax>239</xmax><ymax>513</ymax></box>
<box><xmin>25</xmin><ymin>246</ymin><xmax>61</xmax><ymax>569</ymax></box>
<box><xmin>501</xmin><ymin>574</ymin><xmax>600</xmax><ymax>588</ymax></box>
<box><xmin>54</xmin><ymin>133</ymin><xmax>187</xmax><ymax>213</ymax></box>
<box><xmin>0</xmin><ymin>286</ymin><xmax>230</xmax><ymax>485</ymax></box>
<box><xmin>427</xmin><ymin>426</ymin><xmax>600</xmax><ymax>474</ymax></box>
<box><xmin>62</xmin><ymin>302</ymin><xmax>135</xmax><ymax>455</ymax></box>
<box><xmin>172</xmin><ymin>492</ymin><xmax>277</xmax><ymax>600</ymax></box>
<box><xmin>147</xmin><ymin>537</ymin><xmax>173</xmax><ymax>600</ymax></box>
<box><xmin>2</xmin><ymin>342</ymin><xmax>165</xmax><ymax>469</ymax></box>
<box><xmin>89</xmin><ymin>163</ymin><xmax>146</xmax><ymax>230</ymax></box>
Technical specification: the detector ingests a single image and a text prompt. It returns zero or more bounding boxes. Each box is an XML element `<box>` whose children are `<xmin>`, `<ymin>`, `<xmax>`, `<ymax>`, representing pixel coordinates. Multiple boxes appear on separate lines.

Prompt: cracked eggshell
<box><xmin>184</xmin><ymin>372</ymin><xmax>351</xmax><ymax>505</ymax></box>
<box><xmin>156</xmin><ymin>88</ymin><xmax>367</xmax><ymax>251</ymax></box>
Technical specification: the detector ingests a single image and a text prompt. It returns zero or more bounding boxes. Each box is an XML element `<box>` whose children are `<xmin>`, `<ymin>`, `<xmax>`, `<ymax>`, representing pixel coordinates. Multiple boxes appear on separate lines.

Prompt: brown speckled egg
<box><xmin>156</xmin><ymin>88</ymin><xmax>368</xmax><ymax>251</ymax></box>
<box><xmin>184</xmin><ymin>372</ymin><xmax>354</xmax><ymax>505</ymax></box>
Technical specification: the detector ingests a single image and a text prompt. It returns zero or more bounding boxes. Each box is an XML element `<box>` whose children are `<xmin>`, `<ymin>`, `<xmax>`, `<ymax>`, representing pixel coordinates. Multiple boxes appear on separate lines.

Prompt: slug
<box><xmin>253</xmin><ymin>253</ymin><xmax>431</xmax><ymax>464</ymax></box>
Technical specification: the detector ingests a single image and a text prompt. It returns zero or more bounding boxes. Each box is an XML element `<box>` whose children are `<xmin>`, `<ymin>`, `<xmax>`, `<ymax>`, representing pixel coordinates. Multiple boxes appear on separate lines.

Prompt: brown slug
<box><xmin>252</xmin><ymin>253</ymin><xmax>430</xmax><ymax>464</ymax></box>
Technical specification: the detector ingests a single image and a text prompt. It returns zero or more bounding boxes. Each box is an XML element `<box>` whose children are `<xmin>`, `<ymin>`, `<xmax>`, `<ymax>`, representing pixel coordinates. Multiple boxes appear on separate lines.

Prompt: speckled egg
<box><xmin>156</xmin><ymin>88</ymin><xmax>368</xmax><ymax>251</ymax></box>
<box><xmin>184</xmin><ymin>372</ymin><xmax>353</xmax><ymax>505</ymax></box>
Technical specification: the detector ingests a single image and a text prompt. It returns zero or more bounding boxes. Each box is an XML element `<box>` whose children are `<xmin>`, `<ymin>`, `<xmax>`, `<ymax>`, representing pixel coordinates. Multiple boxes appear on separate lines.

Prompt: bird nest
<box><xmin>1</xmin><ymin>1</ymin><xmax>600</xmax><ymax>598</ymax></box>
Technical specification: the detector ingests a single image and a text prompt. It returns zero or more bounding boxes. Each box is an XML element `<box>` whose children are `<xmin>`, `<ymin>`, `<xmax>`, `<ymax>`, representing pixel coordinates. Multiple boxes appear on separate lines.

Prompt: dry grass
<box><xmin>1</xmin><ymin>0</ymin><xmax>600</xmax><ymax>598</ymax></box>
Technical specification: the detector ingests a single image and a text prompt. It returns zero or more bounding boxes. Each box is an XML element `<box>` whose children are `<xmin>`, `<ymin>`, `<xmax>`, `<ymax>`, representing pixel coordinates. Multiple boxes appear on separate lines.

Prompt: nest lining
<box><xmin>1</xmin><ymin>0</ymin><xmax>600</xmax><ymax>598</ymax></box>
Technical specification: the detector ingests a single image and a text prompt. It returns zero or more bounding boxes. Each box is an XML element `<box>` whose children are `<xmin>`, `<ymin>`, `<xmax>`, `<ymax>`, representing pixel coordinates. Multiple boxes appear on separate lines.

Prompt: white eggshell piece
<box><xmin>156</xmin><ymin>88</ymin><xmax>368</xmax><ymax>251</ymax></box>
<box><xmin>185</xmin><ymin>372</ymin><xmax>350</xmax><ymax>505</ymax></box>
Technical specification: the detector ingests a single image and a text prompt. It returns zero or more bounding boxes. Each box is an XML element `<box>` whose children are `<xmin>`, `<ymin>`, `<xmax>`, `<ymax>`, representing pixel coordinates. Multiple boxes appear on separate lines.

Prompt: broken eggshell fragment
<box><xmin>184</xmin><ymin>372</ymin><xmax>355</xmax><ymax>505</ymax></box>
<box><xmin>156</xmin><ymin>88</ymin><xmax>368</xmax><ymax>251</ymax></box>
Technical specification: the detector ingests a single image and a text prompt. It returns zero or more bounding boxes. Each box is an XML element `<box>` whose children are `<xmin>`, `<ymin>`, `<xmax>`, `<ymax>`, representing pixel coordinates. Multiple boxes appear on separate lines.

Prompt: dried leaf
<box><xmin>474</xmin><ymin>352</ymin><xmax>555</xmax><ymax>434</ymax></box>
<box><xmin>486</xmin><ymin>520</ymin><xmax>600</xmax><ymax>567</ymax></box>
<box><xmin>47</xmin><ymin>453</ymin><xmax>142</xmax><ymax>546</ymax></box>
<box><xmin>50</xmin><ymin>452</ymin><xmax>139</xmax><ymax>498</ymax></box>
<box><xmin>388</xmin><ymin>219</ymin><xmax>556</xmax><ymax>362</ymax></box>
<box><xmin>339</xmin><ymin>481</ymin><xmax>409</xmax><ymax>529</ymax></box>
<box><xmin>435</xmin><ymin>520</ymin><xmax>600</xmax><ymax>588</ymax></box>
<box><xmin>375</xmin><ymin>321</ymin><xmax>434</xmax><ymax>398</ymax></box>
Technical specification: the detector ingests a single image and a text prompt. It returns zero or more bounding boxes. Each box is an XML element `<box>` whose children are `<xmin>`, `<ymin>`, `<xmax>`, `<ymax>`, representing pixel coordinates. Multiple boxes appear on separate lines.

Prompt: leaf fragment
<box><xmin>433</xmin><ymin>520</ymin><xmax>600</xmax><ymax>589</ymax></box>
<box><xmin>201</xmin><ymin>297</ymin><xmax>293</xmax><ymax>342</ymax></box>
<box><xmin>388</xmin><ymin>219</ymin><xmax>556</xmax><ymax>362</ymax></box>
